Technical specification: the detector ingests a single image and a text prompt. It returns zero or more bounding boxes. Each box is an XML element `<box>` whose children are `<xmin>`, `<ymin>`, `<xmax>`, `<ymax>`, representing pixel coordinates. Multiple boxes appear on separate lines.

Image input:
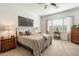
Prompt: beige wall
<box><xmin>0</xmin><ymin>4</ymin><xmax>40</xmax><ymax>32</ymax></box>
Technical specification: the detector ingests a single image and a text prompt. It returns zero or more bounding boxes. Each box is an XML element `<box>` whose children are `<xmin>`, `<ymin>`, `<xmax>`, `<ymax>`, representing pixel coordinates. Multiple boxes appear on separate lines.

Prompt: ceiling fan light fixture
<box><xmin>37</xmin><ymin>3</ymin><xmax>58</xmax><ymax>9</ymax></box>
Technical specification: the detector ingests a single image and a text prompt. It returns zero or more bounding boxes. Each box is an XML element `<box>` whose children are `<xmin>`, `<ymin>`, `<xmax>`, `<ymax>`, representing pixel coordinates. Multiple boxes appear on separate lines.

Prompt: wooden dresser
<box><xmin>0</xmin><ymin>36</ymin><xmax>16</xmax><ymax>52</ymax></box>
<box><xmin>71</xmin><ymin>28</ymin><xmax>79</xmax><ymax>44</ymax></box>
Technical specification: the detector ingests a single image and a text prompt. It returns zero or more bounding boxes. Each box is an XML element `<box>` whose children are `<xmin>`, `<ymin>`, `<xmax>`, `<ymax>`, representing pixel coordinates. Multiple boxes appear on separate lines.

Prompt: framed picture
<box><xmin>18</xmin><ymin>16</ymin><xmax>33</xmax><ymax>26</ymax></box>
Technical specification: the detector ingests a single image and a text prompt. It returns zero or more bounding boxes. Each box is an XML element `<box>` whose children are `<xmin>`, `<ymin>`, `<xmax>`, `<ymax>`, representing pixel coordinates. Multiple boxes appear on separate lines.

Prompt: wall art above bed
<box><xmin>18</xmin><ymin>16</ymin><xmax>33</xmax><ymax>26</ymax></box>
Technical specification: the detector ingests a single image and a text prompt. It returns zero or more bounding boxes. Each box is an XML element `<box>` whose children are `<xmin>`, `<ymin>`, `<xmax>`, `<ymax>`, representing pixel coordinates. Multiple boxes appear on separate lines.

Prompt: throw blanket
<box><xmin>41</xmin><ymin>34</ymin><xmax>47</xmax><ymax>41</ymax></box>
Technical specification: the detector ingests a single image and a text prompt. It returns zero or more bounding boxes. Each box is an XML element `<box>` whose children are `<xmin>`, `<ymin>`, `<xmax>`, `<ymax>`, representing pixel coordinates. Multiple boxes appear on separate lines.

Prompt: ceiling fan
<box><xmin>37</xmin><ymin>3</ymin><xmax>58</xmax><ymax>9</ymax></box>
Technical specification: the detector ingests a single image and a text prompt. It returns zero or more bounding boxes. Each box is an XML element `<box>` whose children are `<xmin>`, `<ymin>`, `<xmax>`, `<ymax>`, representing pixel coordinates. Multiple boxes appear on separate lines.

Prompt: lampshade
<box><xmin>0</xmin><ymin>25</ymin><xmax>16</xmax><ymax>37</ymax></box>
<box><xmin>3</xmin><ymin>25</ymin><xmax>12</xmax><ymax>31</ymax></box>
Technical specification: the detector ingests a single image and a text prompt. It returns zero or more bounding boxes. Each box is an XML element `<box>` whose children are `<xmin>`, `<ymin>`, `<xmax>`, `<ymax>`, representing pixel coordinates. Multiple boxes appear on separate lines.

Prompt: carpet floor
<box><xmin>0</xmin><ymin>39</ymin><xmax>79</xmax><ymax>56</ymax></box>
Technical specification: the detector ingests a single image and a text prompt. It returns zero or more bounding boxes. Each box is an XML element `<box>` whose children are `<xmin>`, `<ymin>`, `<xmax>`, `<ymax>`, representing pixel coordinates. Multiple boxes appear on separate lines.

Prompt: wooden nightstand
<box><xmin>0</xmin><ymin>36</ymin><xmax>16</xmax><ymax>52</ymax></box>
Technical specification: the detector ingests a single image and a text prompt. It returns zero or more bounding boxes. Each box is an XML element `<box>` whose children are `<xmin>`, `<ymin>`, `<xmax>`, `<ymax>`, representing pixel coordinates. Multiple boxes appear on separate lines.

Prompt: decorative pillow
<box><xmin>19</xmin><ymin>32</ymin><xmax>25</xmax><ymax>36</ymax></box>
<box><xmin>25</xmin><ymin>30</ymin><xmax>31</xmax><ymax>35</ymax></box>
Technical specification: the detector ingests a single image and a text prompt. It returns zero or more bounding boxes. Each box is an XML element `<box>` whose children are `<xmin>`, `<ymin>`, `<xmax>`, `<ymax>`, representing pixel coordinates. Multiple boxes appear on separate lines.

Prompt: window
<box><xmin>63</xmin><ymin>17</ymin><xmax>73</xmax><ymax>32</ymax></box>
<box><xmin>52</xmin><ymin>19</ymin><xmax>63</xmax><ymax>26</ymax></box>
<box><xmin>47</xmin><ymin>16</ymin><xmax>73</xmax><ymax>33</ymax></box>
<box><xmin>48</xmin><ymin>20</ymin><xmax>53</xmax><ymax>32</ymax></box>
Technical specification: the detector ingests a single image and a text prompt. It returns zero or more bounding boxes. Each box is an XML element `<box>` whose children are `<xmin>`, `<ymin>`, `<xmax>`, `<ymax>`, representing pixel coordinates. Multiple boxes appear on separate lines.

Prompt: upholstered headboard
<box><xmin>16</xmin><ymin>27</ymin><xmax>35</xmax><ymax>36</ymax></box>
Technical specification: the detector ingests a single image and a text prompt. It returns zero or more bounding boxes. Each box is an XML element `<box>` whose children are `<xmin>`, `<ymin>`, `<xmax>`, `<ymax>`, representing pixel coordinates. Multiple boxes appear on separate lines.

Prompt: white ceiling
<box><xmin>1</xmin><ymin>3</ymin><xmax>79</xmax><ymax>16</ymax></box>
<box><xmin>15</xmin><ymin>3</ymin><xmax>79</xmax><ymax>16</ymax></box>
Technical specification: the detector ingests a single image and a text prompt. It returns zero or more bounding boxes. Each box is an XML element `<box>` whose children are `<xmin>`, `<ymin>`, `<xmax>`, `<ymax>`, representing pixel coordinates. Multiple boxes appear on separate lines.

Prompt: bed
<box><xmin>16</xmin><ymin>27</ymin><xmax>52</xmax><ymax>56</ymax></box>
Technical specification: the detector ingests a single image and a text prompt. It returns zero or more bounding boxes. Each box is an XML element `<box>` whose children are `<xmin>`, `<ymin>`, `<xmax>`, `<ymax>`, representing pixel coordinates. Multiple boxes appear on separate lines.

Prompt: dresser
<box><xmin>0</xmin><ymin>36</ymin><xmax>16</xmax><ymax>52</ymax></box>
<box><xmin>71</xmin><ymin>28</ymin><xmax>79</xmax><ymax>44</ymax></box>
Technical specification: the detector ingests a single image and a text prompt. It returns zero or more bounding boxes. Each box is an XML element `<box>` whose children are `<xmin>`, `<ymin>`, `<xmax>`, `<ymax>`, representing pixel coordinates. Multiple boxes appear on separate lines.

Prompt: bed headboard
<box><xmin>16</xmin><ymin>27</ymin><xmax>35</xmax><ymax>36</ymax></box>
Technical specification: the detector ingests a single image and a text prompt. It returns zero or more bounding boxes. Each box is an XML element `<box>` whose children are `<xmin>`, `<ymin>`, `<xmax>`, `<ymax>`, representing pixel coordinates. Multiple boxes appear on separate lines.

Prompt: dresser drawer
<box><xmin>71</xmin><ymin>34</ymin><xmax>79</xmax><ymax>37</ymax></box>
<box><xmin>71</xmin><ymin>39</ymin><xmax>79</xmax><ymax>44</ymax></box>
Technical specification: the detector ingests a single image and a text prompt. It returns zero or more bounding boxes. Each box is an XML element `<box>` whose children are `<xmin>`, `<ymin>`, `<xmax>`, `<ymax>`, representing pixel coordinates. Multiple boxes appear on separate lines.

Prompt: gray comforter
<box><xmin>18</xmin><ymin>33</ymin><xmax>52</xmax><ymax>56</ymax></box>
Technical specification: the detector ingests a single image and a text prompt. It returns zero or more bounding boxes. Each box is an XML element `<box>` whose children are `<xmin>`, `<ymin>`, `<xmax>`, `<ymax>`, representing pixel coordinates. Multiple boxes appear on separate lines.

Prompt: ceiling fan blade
<box><xmin>37</xmin><ymin>3</ymin><xmax>46</xmax><ymax>4</ymax></box>
<box><xmin>37</xmin><ymin>3</ymin><xmax>48</xmax><ymax>9</ymax></box>
<box><xmin>51</xmin><ymin>3</ymin><xmax>56</xmax><ymax>6</ymax></box>
<box><xmin>51</xmin><ymin>3</ymin><xmax>58</xmax><ymax>8</ymax></box>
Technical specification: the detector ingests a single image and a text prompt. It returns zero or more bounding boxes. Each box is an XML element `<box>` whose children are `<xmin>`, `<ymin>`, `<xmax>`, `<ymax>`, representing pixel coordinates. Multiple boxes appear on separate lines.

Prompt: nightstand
<box><xmin>0</xmin><ymin>36</ymin><xmax>16</xmax><ymax>52</ymax></box>
<box><xmin>54</xmin><ymin>32</ymin><xmax>61</xmax><ymax>39</ymax></box>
